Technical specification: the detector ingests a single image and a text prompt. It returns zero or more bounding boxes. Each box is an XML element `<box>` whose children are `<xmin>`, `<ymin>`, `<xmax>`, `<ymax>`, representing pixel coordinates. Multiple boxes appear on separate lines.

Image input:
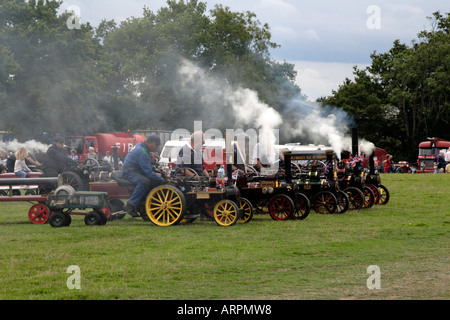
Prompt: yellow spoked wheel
<box><xmin>238</xmin><ymin>198</ymin><xmax>254</xmax><ymax>224</ymax></box>
<box><xmin>146</xmin><ymin>185</ymin><xmax>186</xmax><ymax>226</ymax></box>
<box><xmin>213</xmin><ymin>200</ymin><xmax>240</xmax><ymax>227</ymax></box>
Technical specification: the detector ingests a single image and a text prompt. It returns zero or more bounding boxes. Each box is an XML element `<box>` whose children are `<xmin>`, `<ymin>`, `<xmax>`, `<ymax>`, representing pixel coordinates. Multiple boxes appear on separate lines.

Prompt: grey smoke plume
<box><xmin>284</xmin><ymin>97</ymin><xmax>356</xmax><ymax>156</ymax></box>
<box><xmin>177</xmin><ymin>59</ymin><xmax>373</xmax><ymax>157</ymax></box>
<box><xmin>178</xmin><ymin>59</ymin><xmax>282</xmax><ymax>133</ymax></box>
<box><xmin>0</xmin><ymin>139</ymin><xmax>50</xmax><ymax>155</ymax></box>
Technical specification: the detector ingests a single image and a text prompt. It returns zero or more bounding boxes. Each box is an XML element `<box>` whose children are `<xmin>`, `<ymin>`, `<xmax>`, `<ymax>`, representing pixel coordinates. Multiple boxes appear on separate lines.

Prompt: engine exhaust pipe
<box><xmin>284</xmin><ymin>151</ymin><xmax>292</xmax><ymax>183</ymax></box>
<box><xmin>352</xmin><ymin>128</ymin><xmax>359</xmax><ymax>156</ymax></box>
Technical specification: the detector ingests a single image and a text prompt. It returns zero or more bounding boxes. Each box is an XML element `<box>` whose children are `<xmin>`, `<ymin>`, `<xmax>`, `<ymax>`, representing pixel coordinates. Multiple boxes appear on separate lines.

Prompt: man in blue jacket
<box><xmin>122</xmin><ymin>135</ymin><xmax>165</xmax><ymax>217</ymax></box>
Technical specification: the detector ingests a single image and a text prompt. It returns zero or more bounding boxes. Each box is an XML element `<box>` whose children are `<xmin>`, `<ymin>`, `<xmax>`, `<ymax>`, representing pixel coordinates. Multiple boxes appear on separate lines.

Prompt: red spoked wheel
<box><xmin>268</xmin><ymin>194</ymin><xmax>294</xmax><ymax>221</ymax></box>
<box><xmin>366</xmin><ymin>184</ymin><xmax>380</xmax><ymax>204</ymax></box>
<box><xmin>28</xmin><ymin>204</ymin><xmax>50</xmax><ymax>224</ymax></box>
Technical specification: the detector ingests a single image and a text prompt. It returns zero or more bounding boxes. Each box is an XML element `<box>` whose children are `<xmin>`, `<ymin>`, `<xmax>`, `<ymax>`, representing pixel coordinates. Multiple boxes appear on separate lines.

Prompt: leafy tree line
<box><xmin>0</xmin><ymin>0</ymin><xmax>302</xmax><ymax>141</ymax></box>
<box><xmin>321</xmin><ymin>11</ymin><xmax>449</xmax><ymax>162</ymax></box>
<box><xmin>1</xmin><ymin>1</ymin><xmax>448</xmax><ymax>163</ymax></box>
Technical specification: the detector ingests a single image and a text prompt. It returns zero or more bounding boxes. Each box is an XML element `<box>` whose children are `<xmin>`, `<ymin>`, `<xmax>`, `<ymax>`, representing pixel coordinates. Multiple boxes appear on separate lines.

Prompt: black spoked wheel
<box><xmin>292</xmin><ymin>193</ymin><xmax>311</xmax><ymax>220</ymax></box>
<box><xmin>61</xmin><ymin>171</ymin><xmax>85</xmax><ymax>191</ymax></box>
<box><xmin>312</xmin><ymin>191</ymin><xmax>337</xmax><ymax>214</ymax></box>
<box><xmin>335</xmin><ymin>191</ymin><xmax>350</xmax><ymax>214</ymax></box>
<box><xmin>344</xmin><ymin>187</ymin><xmax>364</xmax><ymax>210</ymax></box>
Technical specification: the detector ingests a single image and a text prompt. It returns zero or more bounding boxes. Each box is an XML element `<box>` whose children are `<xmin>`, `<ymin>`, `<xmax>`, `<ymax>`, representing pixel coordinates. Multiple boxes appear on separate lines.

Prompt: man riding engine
<box><xmin>121</xmin><ymin>135</ymin><xmax>166</xmax><ymax>217</ymax></box>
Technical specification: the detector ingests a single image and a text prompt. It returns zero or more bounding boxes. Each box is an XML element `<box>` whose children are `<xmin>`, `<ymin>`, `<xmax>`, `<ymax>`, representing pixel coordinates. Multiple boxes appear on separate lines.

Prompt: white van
<box><xmin>159</xmin><ymin>138</ymin><xmax>226</xmax><ymax>170</ymax></box>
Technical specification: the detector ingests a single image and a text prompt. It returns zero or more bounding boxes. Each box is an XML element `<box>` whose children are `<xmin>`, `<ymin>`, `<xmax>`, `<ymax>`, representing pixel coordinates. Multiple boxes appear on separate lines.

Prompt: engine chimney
<box><xmin>284</xmin><ymin>151</ymin><xmax>292</xmax><ymax>183</ymax></box>
<box><xmin>369</xmin><ymin>153</ymin><xmax>375</xmax><ymax>175</ymax></box>
<box><xmin>352</xmin><ymin>128</ymin><xmax>359</xmax><ymax>156</ymax></box>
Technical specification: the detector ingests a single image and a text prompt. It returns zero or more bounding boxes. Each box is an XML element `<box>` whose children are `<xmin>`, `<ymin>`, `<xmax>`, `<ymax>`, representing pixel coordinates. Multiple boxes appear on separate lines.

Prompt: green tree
<box><xmin>103</xmin><ymin>0</ymin><xmax>300</xmax><ymax>132</ymax></box>
<box><xmin>0</xmin><ymin>0</ymin><xmax>119</xmax><ymax>139</ymax></box>
<box><xmin>322</xmin><ymin>11</ymin><xmax>449</xmax><ymax>161</ymax></box>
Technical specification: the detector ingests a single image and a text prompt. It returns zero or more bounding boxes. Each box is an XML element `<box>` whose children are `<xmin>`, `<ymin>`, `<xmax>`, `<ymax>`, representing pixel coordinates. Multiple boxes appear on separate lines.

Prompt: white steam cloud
<box><xmin>177</xmin><ymin>59</ymin><xmax>373</xmax><ymax>157</ymax></box>
<box><xmin>285</xmin><ymin>97</ymin><xmax>355</xmax><ymax>156</ymax></box>
<box><xmin>178</xmin><ymin>59</ymin><xmax>282</xmax><ymax>132</ymax></box>
<box><xmin>0</xmin><ymin>139</ymin><xmax>50</xmax><ymax>155</ymax></box>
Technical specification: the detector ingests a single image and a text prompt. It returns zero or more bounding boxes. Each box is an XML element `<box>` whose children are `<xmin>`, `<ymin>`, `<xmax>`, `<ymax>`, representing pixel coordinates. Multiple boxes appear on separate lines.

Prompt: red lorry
<box><xmin>65</xmin><ymin>132</ymin><xmax>147</xmax><ymax>162</ymax></box>
<box><xmin>416</xmin><ymin>138</ymin><xmax>450</xmax><ymax>173</ymax></box>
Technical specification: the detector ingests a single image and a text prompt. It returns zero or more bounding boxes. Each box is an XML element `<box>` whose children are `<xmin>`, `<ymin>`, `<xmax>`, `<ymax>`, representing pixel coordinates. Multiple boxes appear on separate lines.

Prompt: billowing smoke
<box><xmin>178</xmin><ymin>59</ymin><xmax>282</xmax><ymax>132</ymax></box>
<box><xmin>178</xmin><ymin>59</ymin><xmax>281</xmax><ymax>159</ymax></box>
<box><xmin>177</xmin><ymin>59</ymin><xmax>373</xmax><ymax>158</ymax></box>
<box><xmin>284</xmin><ymin>97</ymin><xmax>355</xmax><ymax>156</ymax></box>
<box><xmin>0</xmin><ymin>139</ymin><xmax>50</xmax><ymax>156</ymax></box>
<box><xmin>360</xmin><ymin>139</ymin><xmax>376</xmax><ymax>156</ymax></box>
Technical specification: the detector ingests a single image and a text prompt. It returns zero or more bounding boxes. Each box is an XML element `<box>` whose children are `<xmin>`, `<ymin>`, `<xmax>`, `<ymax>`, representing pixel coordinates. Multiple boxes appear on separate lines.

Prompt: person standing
<box><xmin>122</xmin><ymin>135</ymin><xmax>165</xmax><ymax>217</ymax></box>
<box><xmin>383</xmin><ymin>155</ymin><xmax>393</xmax><ymax>173</ymax></box>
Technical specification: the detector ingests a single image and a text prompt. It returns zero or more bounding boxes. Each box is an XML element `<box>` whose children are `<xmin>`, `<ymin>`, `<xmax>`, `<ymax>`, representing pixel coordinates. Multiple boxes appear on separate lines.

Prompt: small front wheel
<box><xmin>214</xmin><ymin>200</ymin><xmax>240</xmax><ymax>227</ymax></box>
<box><xmin>238</xmin><ymin>198</ymin><xmax>254</xmax><ymax>224</ymax></box>
<box><xmin>312</xmin><ymin>191</ymin><xmax>337</xmax><ymax>214</ymax></box>
<box><xmin>377</xmin><ymin>185</ymin><xmax>390</xmax><ymax>205</ymax></box>
<box><xmin>292</xmin><ymin>193</ymin><xmax>311</xmax><ymax>220</ymax></box>
<box><xmin>268</xmin><ymin>194</ymin><xmax>294</xmax><ymax>221</ymax></box>
<box><xmin>344</xmin><ymin>187</ymin><xmax>364</xmax><ymax>210</ymax></box>
<box><xmin>335</xmin><ymin>191</ymin><xmax>349</xmax><ymax>214</ymax></box>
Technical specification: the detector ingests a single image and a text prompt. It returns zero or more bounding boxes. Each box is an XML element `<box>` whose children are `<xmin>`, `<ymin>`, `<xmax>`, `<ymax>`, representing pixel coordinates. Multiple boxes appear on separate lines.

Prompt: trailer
<box><xmin>45</xmin><ymin>189</ymin><xmax>111</xmax><ymax>227</ymax></box>
<box><xmin>0</xmin><ymin>174</ymin><xmax>111</xmax><ymax>227</ymax></box>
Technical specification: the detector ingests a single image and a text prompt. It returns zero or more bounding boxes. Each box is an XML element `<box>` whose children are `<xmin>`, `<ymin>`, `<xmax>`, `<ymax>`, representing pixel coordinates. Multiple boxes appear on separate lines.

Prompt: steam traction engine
<box><xmin>235</xmin><ymin>151</ymin><xmax>312</xmax><ymax>221</ymax></box>
<box><xmin>112</xmin><ymin>161</ymin><xmax>245</xmax><ymax>227</ymax></box>
<box><xmin>291</xmin><ymin>150</ymin><xmax>349</xmax><ymax>215</ymax></box>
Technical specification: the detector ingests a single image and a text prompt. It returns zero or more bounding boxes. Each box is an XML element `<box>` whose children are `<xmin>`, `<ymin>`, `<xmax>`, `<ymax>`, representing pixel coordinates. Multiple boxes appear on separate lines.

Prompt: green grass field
<box><xmin>0</xmin><ymin>174</ymin><xmax>449</xmax><ymax>300</ymax></box>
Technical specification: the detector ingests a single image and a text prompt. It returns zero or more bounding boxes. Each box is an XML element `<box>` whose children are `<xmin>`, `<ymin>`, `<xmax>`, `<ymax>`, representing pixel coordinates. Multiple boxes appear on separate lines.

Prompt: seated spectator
<box><xmin>87</xmin><ymin>147</ymin><xmax>98</xmax><ymax>160</ymax></box>
<box><xmin>14</xmin><ymin>146</ymin><xmax>32</xmax><ymax>178</ymax></box>
<box><xmin>69</xmin><ymin>149</ymin><xmax>78</xmax><ymax>161</ymax></box>
<box><xmin>0</xmin><ymin>149</ymin><xmax>8</xmax><ymax>173</ymax></box>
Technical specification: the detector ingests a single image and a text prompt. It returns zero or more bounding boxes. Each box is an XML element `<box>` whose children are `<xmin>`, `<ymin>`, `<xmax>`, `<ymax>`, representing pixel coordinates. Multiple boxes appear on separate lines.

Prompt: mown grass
<box><xmin>0</xmin><ymin>174</ymin><xmax>449</xmax><ymax>300</ymax></box>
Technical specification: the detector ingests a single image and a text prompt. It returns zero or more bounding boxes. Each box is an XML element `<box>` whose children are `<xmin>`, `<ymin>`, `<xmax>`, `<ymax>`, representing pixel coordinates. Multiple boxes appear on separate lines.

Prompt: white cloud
<box><xmin>301</xmin><ymin>29</ymin><xmax>322</xmax><ymax>42</ymax></box>
<box><xmin>291</xmin><ymin>60</ymin><xmax>370</xmax><ymax>102</ymax></box>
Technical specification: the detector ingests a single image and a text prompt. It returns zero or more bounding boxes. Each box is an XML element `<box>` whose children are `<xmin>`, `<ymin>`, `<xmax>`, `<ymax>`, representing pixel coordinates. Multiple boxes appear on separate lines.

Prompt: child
<box><xmin>14</xmin><ymin>146</ymin><xmax>32</xmax><ymax>178</ymax></box>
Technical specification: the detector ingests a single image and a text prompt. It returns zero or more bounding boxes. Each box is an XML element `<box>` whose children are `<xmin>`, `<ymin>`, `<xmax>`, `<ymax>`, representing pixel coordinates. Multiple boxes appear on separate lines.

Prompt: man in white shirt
<box><xmin>445</xmin><ymin>148</ymin><xmax>450</xmax><ymax>164</ymax></box>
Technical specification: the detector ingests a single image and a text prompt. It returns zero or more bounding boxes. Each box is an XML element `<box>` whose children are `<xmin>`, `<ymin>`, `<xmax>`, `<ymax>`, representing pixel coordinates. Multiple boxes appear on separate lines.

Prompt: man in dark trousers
<box><xmin>122</xmin><ymin>135</ymin><xmax>165</xmax><ymax>217</ymax></box>
<box><xmin>42</xmin><ymin>137</ymin><xmax>78</xmax><ymax>177</ymax></box>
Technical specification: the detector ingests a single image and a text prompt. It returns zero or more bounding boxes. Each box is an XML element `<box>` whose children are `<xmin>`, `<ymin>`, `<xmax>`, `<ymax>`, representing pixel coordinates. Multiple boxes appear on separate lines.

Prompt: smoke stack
<box><xmin>225</xmin><ymin>132</ymin><xmax>234</xmax><ymax>187</ymax></box>
<box><xmin>369</xmin><ymin>154</ymin><xmax>375</xmax><ymax>175</ymax></box>
<box><xmin>326</xmin><ymin>150</ymin><xmax>334</xmax><ymax>179</ymax></box>
<box><xmin>352</xmin><ymin>128</ymin><xmax>359</xmax><ymax>156</ymax></box>
<box><xmin>284</xmin><ymin>151</ymin><xmax>292</xmax><ymax>183</ymax></box>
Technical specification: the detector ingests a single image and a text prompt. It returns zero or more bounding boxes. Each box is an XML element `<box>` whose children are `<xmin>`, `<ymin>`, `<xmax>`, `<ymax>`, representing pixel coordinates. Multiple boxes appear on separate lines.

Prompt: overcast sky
<box><xmin>60</xmin><ymin>0</ymin><xmax>449</xmax><ymax>101</ymax></box>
